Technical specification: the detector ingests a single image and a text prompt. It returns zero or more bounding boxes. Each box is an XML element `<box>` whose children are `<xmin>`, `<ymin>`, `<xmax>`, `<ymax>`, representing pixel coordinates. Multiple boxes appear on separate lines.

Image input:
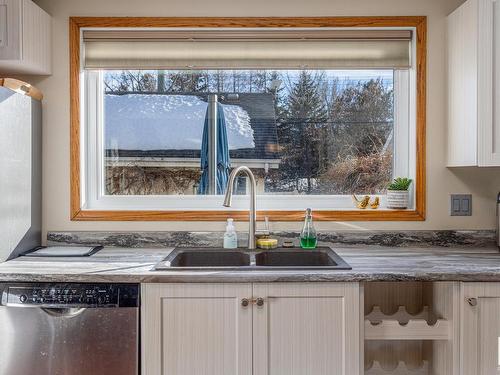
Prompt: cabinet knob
<box><xmin>467</xmin><ymin>297</ymin><xmax>478</xmax><ymax>306</ymax></box>
<box><xmin>256</xmin><ymin>297</ymin><xmax>265</xmax><ymax>307</ymax></box>
<box><xmin>241</xmin><ymin>298</ymin><xmax>250</xmax><ymax>307</ymax></box>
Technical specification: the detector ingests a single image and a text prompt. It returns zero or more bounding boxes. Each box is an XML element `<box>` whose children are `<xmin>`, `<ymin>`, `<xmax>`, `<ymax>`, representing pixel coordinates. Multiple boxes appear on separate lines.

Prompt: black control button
<box><xmin>19</xmin><ymin>295</ymin><xmax>28</xmax><ymax>303</ymax></box>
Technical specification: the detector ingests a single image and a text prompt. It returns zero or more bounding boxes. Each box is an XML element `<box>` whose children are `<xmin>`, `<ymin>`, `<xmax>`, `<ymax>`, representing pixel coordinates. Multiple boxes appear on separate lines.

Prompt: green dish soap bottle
<box><xmin>300</xmin><ymin>208</ymin><xmax>317</xmax><ymax>249</ymax></box>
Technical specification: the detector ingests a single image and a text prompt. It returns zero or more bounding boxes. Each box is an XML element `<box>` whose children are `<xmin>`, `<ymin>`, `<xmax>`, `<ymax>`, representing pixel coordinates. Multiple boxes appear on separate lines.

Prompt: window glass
<box><xmin>102</xmin><ymin>69</ymin><xmax>394</xmax><ymax>196</ymax></box>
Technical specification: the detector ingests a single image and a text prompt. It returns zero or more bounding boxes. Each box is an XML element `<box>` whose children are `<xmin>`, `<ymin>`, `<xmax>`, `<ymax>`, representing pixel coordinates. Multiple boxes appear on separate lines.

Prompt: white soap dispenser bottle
<box><xmin>223</xmin><ymin>218</ymin><xmax>238</xmax><ymax>249</ymax></box>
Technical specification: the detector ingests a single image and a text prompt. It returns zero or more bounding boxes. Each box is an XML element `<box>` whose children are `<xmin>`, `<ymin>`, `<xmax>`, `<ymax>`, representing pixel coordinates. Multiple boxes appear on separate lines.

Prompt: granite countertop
<box><xmin>1</xmin><ymin>245</ymin><xmax>500</xmax><ymax>283</ymax></box>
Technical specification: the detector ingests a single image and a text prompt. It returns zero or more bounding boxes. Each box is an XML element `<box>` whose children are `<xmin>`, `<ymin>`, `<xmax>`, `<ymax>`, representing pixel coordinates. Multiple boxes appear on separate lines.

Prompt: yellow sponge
<box><xmin>256</xmin><ymin>238</ymin><xmax>278</xmax><ymax>249</ymax></box>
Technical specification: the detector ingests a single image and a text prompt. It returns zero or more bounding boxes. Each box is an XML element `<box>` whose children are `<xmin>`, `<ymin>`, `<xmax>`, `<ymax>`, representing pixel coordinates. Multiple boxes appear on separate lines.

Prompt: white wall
<box><xmin>30</xmin><ymin>0</ymin><xmax>500</xmax><ymax>237</ymax></box>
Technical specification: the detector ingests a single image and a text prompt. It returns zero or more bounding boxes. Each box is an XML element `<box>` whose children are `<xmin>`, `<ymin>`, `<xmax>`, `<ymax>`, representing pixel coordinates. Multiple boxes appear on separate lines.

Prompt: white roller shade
<box><xmin>83</xmin><ymin>29</ymin><xmax>412</xmax><ymax>70</ymax></box>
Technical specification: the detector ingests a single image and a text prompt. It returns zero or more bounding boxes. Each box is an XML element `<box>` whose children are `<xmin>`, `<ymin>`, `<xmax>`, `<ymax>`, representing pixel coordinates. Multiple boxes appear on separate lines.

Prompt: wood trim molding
<box><xmin>72</xmin><ymin>209</ymin><xmax>425</xmax><ymax>222</ymax></box>
<box><xmin>69</xmin><ymin>16</ymin><xmax>427</xmax><ymax>222</ymax></box>
<box><xmin>70</xmin><ymin>17</ymin><xmax>81</xmax><ymax>219</ymax></box>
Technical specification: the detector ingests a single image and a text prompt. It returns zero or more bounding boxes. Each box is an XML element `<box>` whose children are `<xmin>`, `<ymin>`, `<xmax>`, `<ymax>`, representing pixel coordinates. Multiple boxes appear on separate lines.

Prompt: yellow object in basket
<box><xmin>256</xmin><ymin>238</ymin><xmax>278</xmax><ymax>250</ymax></box>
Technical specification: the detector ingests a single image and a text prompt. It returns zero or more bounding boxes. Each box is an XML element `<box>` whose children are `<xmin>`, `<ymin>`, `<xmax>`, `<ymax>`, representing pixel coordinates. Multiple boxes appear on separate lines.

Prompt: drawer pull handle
<box><xmin>242</xmin><ymin>297</ymin><xmax>265</xmax><ymax>307</ymax></box>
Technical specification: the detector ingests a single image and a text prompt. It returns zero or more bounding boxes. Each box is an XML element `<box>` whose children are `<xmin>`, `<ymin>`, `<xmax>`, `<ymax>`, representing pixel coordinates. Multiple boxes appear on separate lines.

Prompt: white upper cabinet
<box><xmin>447</xmin><ymin>0</ymin><xmax>500</xmax><ymax>166</ymax></box>
<box><xmin>0</xmin><ymin>0</ymin><xmax>51</xmax><ymax>75</ymax></box>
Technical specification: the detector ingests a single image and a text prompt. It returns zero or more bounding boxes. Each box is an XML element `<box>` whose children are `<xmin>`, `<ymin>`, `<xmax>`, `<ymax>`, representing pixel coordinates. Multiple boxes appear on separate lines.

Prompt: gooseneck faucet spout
<box><xmin>223</xmin><ymin>166</ymin><xmax>256</xmax><ymax>249</ymax></box>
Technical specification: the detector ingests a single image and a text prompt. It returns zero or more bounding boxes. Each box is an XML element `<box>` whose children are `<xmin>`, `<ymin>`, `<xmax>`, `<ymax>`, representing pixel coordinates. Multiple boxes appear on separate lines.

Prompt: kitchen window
<box><xmin>71</xmin><ymin>17</ymin><xmax>426</xmax><ymax>221</ymax></box>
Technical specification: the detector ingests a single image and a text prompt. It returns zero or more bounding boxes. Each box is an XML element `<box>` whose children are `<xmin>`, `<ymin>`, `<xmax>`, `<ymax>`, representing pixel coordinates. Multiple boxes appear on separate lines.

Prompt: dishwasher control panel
<box><xmin>0</xmin><ymin>283</ymin><xmax>139</xmax><ymax>308</ymax></box>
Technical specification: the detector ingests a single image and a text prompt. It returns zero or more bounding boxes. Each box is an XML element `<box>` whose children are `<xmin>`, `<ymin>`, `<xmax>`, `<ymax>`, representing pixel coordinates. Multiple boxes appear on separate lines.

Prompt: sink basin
<box><xmin>158</xmin><ymin>249</ymin><xmax>251</xmax><ymax>269</ymax></box>
<box><xmin>154</xmin><ymin>247</ymin><xmax>351</xmax><ymax>271</ymax></box>
<box><xmin>255</xmin><ymin>250</ymin><xmax>338</xmax><ymax>267</ymax></box>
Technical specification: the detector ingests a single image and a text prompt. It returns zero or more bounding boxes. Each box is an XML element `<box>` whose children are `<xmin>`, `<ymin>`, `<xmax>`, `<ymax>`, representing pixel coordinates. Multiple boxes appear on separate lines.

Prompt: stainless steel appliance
<box><xmin>0</xmin><ymin>78</ymin><xmax>43</xmax><ymax>261</ymax></box>
<box><xmin>0</xmin><ymin>283</ymin><xmax>139</xmax><ymax>375</ymax></box>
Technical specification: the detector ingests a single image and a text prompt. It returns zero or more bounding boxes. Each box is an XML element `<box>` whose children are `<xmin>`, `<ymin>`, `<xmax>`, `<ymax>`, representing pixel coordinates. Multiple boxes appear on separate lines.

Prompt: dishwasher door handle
<box><xmin>41</xmin><ymin>307</ymin><xmax>87</xmax><ymax>317</ymax></box>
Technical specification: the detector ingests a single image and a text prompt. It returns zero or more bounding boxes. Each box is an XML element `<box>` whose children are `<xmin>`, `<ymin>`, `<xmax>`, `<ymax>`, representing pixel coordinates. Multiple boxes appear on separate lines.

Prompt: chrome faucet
<box><xmin>223</xmin><ymin>166</ymin><xmax>256</xmax><ymax>249</ymax></box>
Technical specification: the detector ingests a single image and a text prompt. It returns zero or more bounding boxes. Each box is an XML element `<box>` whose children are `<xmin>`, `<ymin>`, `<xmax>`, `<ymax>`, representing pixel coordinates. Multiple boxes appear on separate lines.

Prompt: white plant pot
<box><xmin>386</xmin><ymin>190</ymin><xmax>410</xmax><ymax>209</ymax></box>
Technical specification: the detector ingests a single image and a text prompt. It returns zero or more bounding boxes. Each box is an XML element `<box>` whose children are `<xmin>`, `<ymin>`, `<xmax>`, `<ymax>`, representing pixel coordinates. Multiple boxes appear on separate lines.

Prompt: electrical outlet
<box><xmin>450</xmin><ymin>194</ymin><xmax>472</xmax><ymax>216</ymax></box>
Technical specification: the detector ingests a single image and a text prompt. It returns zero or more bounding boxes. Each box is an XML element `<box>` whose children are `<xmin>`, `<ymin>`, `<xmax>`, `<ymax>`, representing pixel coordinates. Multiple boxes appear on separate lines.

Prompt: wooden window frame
<box><xmin>70</xmin><ymin>16</ymin><xmax>426</xmax><ymax>222</ymax></box>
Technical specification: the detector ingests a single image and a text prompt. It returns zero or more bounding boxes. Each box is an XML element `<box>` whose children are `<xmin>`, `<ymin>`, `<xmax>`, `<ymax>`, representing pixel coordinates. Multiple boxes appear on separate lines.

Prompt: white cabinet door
<box><xmin>252</xmin><ymin>282</ymin><xmax>360</xmax><ymax>375</ymax></box>
<box><xmin>142</xmin><ymin>283</ymin><xmax>253</xmax><ymax>375</ymax></box>
<box><xmin>477</xmin><ymin>0</ymin><xmax>500</xmax><ymax>166</ymax></box>
<box><xmin>447</xmin><ymin>0</ymin><xmax>500</xmax><ymax>166</ymax></box>
<box><xmin>489</xmin><ymin>0</ymin><xmax>500</xmax><ymax>165</ymax></box>
<box><xmin>461</xmin><ymin>283</ymin><xmax>500</xmax><ymax>375</ymax></box>
<box><xmin>0</xmin><ymin>0</ymin><xmax>51</xmax><ymax>74</ymax></box>
<box><xmin>0</xmin><ymin>0</ymin><xmax>21</xmax><ymax>60</ymax></box>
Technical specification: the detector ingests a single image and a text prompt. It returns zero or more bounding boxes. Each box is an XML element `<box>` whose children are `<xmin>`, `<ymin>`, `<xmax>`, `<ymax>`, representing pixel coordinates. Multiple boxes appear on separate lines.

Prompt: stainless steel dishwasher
<box><xmin>0</xmin><ymin>283</ymin><xmax>139</xmax><ymax>375</ymax></box>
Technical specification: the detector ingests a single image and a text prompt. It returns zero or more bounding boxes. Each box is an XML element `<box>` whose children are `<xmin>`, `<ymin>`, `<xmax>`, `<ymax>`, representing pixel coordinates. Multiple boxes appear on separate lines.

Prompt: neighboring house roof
<box><xmin>105</xmin><ymin>92</ymin><xmax>280</xmax><ymax>164</ymax></box>
<box><xmin>221</xmin><ymin>93</ymin><xmax>279</xmax><ymax>160</ymax></box>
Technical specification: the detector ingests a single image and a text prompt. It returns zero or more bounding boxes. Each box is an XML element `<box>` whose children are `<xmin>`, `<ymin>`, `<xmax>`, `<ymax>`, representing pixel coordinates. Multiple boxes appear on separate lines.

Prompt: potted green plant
<box><xmin>386</xmin><ymin>177</ymin><xmax>412</xmax><ymax>209</ymax></box>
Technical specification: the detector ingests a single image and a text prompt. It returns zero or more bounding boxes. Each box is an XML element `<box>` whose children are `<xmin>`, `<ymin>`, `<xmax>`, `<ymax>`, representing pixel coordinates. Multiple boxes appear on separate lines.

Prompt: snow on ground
<box><xmin>104</xmin><ymin>94</ymin><xmax>254</xmax><ymax>150</ymax></box>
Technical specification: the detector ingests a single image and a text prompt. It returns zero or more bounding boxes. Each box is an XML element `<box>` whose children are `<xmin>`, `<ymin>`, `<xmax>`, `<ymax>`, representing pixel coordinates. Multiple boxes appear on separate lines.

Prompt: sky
<box><xmin>284</xmin><ymin>69</ymin><xmax>393</xmax><ymax>80</ymax></box>
<box><xmin>104</xmin><ymin>69</ymin><xmax>394</xmax><ymax>94</ymax></box>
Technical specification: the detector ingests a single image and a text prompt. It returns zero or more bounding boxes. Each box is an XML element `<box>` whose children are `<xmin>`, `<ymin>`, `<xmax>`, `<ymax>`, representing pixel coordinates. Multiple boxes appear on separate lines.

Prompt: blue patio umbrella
<box><xmin>197</xmin><ymin>103</ymin><xmax>231</xmax><ymax>195</ymax></box>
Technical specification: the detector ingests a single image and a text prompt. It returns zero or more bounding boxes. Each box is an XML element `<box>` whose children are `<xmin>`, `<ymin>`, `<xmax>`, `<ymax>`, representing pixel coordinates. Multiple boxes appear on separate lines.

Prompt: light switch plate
<box><xmin>450</xmin><ymin>194</ymin><xmax>472</xmax><ymax>216</ymax></box>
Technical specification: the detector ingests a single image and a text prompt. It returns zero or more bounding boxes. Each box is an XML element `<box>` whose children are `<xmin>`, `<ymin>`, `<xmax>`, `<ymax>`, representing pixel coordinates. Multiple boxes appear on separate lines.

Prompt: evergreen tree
<box><xmin>277</xmin><ymin>71</ymin><xmax>328</xmax><ymax>193</ymax></box>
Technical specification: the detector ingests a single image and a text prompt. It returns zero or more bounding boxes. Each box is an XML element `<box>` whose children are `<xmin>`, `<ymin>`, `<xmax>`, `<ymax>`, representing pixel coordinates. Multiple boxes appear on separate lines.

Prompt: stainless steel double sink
<box><xmin>154</xmin><ymin>247</ymin><xmax>351</xmax><ymax>271</ymax></box>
